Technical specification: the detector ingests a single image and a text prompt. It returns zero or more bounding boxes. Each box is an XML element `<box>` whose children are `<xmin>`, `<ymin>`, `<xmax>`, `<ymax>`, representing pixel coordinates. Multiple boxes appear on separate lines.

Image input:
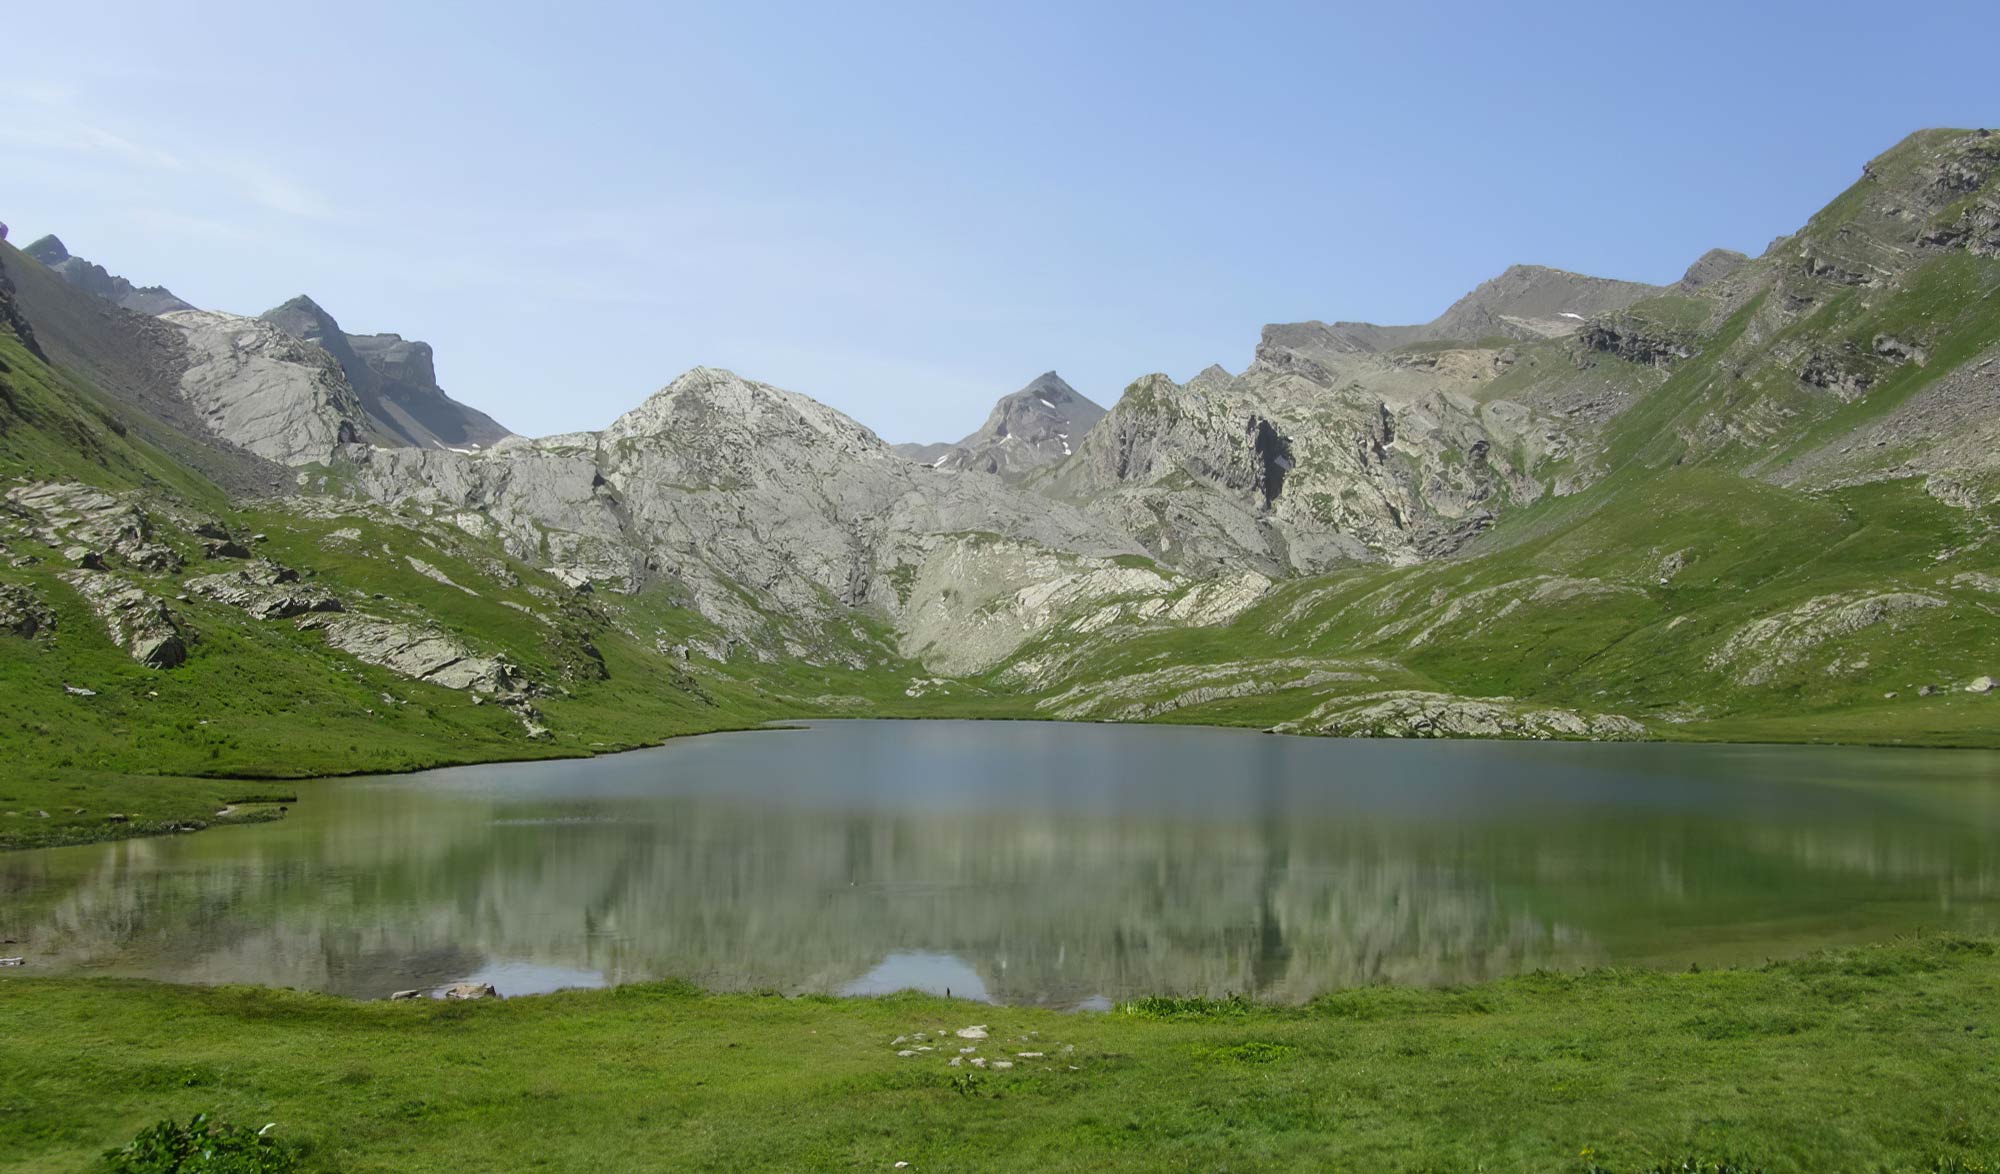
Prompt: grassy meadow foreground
<box><xmin>2</xmin><ymin>936</ymin><xmax>1996</xmax><ymax>1172</ymax></box>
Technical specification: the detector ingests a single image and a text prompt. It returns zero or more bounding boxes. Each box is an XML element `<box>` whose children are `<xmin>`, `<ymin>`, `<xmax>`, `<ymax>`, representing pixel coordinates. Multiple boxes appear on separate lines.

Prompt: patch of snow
<box><xmin>1037</xmin><ymin>397</ymin><xmax>1055</xmax><ymax>408</ymax></box>
<box><xmin>1558</xmin><ymin>312</ymin><xmax>1584</xmax><ymax>320</ymax></box>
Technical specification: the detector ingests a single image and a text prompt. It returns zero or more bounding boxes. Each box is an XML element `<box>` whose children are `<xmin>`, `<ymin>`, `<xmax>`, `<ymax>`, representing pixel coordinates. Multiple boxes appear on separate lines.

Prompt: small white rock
<box><xmin>896</xmin><ymin>1050</ymin><xmax>917</xmax><ymax>1058</ymax></box>
<box><xmin>955</xmin><ymin>1025</ymin><xmax>988</xmax><ymax>1039</ymax></box>
<box><xmin>1017</xmin><ymin>1052</ymin><xmax>1043</xmax><ymax>1058</ymax></box>
<box><xmin>992</xmin><ymin>1061</ymin><xmax>1013</xmax><ymax>1070</ymax></box>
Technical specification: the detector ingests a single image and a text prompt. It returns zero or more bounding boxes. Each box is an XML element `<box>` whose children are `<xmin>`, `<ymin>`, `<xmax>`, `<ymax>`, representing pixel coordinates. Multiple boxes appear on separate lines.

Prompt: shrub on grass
<box><xmin>103</xmin><ymin>1114</ymin><xmax>297</xmax><ymax>1173</ymax></box>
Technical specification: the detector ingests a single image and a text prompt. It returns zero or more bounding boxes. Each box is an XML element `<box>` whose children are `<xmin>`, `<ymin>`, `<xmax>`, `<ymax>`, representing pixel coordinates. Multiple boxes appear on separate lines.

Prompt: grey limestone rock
<box><xmin>187</xmin><ymin>561</ymin><xmax>344</xmax><ymax>620</ymax></box>
<box><xmin>4</xmin><ymin>482</ymin><xmax>182</xmax><ymax>572</ymax></box>
<box><xmin>60</xmin><ymin>570</ymin><xmax>191</xmax><ymax>668</ymax></box>
<box><xmin>163</xmin><ymin>310</ymin><xmax>374</xmax><ymax>466</ymax></box>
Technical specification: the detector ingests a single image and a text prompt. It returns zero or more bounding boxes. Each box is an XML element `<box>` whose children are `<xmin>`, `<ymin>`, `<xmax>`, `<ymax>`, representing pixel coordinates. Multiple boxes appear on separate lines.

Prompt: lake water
<box><xmin>5</xmin><ymin>721</ymin><xmax>2000</xmax><ymax>1005</ymax></box>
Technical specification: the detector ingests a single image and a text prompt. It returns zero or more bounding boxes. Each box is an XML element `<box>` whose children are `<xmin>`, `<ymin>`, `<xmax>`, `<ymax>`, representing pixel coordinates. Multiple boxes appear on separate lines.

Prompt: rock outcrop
<box><xmin>1708</xmin><ymin>591</ymin><xmax>1950</xmax><ymax>686</ymax></box>
<box><xmin>60</xmin><ymin>570</ymin><xmax>191</xmax><ymax>668</ymax></box>
<box><xmin>187</xmin><ymin>562</ymin><xmax>344</xmax><ymax>620</ymax></box>
<box><xmin>1275</xmin><ymin>691</ymin><xmax>1645</xmax><ymax>741</ymax></box>
<box><xmin>305</xmin><ymin>615</ymin><xmax>529</xmax><ymax>697</ymax></box>
<box><xmin>4</xmin><ymin>483</ymin><xmax>183</xmax><ymax>573</ymax></box>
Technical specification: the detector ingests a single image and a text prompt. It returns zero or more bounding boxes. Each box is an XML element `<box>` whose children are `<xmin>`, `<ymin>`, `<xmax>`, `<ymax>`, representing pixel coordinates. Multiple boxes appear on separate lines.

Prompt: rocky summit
<box><xmin>2</xmin><ymin>127</ymin><xmax>1999</xmax><ymax>778</ymax></box>
<box><xmin>895</xmin><ymin>371</ymin><xmax>1107</xmax><ymax>479</ymax></box>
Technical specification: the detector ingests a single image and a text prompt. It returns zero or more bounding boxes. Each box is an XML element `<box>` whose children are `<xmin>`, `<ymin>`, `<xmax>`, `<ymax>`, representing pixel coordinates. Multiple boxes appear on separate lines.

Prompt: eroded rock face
<box><xmin>163</xmin><ymin>310</ymin><xmax>374</xmax><ymax>466</ymax></box>
<box><xmin>187</xmin><ymin>561</ymin><xmax>343</xmax><ymax>620</ymax></box>
<box><xmin>59</xmin><ymin>570</ymin><xmax>190</xmax><ymax>667</ymax></box>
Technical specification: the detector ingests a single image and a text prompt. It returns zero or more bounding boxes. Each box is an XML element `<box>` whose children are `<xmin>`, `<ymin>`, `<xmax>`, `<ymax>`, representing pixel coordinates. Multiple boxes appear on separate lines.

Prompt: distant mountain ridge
<box><xmin>22</xmin><ymin>235</ymin><xmax>194</xmax><ymax>316</ymax></box>
<box><xmin>1257</xmin><ymin>264</ymin><xmax>1669</xmax><ymax>373</ymax></box>
<box><xmin>4</xmin><ymin>231</ymin><xmax>512</xmax><ymax>461</ymax></box>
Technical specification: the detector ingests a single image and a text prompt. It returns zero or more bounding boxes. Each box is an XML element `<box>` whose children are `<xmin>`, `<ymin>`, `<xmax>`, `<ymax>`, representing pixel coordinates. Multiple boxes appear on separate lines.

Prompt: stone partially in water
<box><xmin>441</xmin><ymin>982</ymin><xmax>498</xmax><ymax>1000</ymax></box>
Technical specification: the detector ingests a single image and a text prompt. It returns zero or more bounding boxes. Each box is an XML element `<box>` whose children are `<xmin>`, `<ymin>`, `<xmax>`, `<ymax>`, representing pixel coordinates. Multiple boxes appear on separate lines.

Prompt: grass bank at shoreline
<box><xmin>2</xmin><ymin>936</ymin><xmax>1997</xmax><ymax>1172</ymax></box>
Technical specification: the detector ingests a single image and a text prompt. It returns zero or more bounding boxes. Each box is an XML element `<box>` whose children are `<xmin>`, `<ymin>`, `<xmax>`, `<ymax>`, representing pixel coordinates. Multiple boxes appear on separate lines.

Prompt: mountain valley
<box><xmin>5</xmin><ymin>128</ymin><xmax>2000</xmax><ymax>848</ymax></box>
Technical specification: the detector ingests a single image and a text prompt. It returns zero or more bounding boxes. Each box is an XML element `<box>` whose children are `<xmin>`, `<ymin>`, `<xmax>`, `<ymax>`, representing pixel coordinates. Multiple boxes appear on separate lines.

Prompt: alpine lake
<box><xmin>6</xmin><ymin>720</ymin><xmax>1999</xmax><ymax>1005</ymax></box>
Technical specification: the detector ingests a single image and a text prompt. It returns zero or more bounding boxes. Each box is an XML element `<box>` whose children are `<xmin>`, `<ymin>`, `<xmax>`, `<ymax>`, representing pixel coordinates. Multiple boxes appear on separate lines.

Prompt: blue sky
<box><xmin>3</xmin><ymin>1</ymin><xmax>1995</xmax><ymax>442</ymax></box>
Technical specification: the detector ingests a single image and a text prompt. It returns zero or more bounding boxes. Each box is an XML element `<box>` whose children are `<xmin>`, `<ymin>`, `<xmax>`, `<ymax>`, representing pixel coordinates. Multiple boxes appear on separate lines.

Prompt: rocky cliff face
<box><xmin>21</xmin><ymin>235</ymin><xmax>193</xmax><ymax>315</ymax></box>
<box><xmin>901</xmin><ymin>372</ymin><xmax>1106</xmax><ymax>479</ymax></box>
<box><xmin>1037</xmin><ymin>330</ymin><xmax>1579</xmax><ymax>575</ymax></box>
<box><xmin>163</xmin><ymin>310</ymin><xmax>378</xmax><ymax>467</ymax></box>
<box><xmin>261</xmin><ymin>296</ymin><xmax>513</xmax><ymax>451</ymax></box>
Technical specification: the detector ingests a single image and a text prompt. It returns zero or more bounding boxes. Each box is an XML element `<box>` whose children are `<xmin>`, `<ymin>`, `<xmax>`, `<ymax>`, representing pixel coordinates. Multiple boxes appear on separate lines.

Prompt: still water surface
<box><xmin>5</xmin><ymin>721</ymin><xmax>2000</xmax><ymax>1005</ymax></box>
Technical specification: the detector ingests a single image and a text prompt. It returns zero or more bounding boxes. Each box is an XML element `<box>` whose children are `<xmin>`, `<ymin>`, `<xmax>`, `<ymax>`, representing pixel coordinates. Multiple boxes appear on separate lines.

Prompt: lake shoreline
<box><xmin>10</xmin><ymin>709</ymin><xmax>1999</xmax><ymax>855</ymax></box>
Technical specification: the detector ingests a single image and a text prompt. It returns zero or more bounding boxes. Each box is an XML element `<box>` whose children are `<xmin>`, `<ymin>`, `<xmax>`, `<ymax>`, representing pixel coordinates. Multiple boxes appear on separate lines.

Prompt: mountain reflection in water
<box><xmin>4</xmin><ymin>722</ymin><xmax>1998</xmax><ymax>1004</ymax></box>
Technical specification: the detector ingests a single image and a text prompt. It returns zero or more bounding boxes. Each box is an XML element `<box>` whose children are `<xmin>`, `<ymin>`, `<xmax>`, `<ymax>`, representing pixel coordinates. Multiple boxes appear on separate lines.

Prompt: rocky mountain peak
<box><xmin>261</xmin><ymin>295</ymin><xmax>344</xmax><ymax>348</ymax></box>
<box><xmin>907</xmin><ymin>371</ymin><xmax>1107</xmax><ymax>480</ymax></box>
<box><xmin>1676</xmin><ymin>249</ymin><xmax>1750</xmax><ymax>292</ymax></box>
<box><xmin>24</xmin><ymin>235</ymin><xmax>70</xmax><ymax>265</ymax></box>
<box><xmin>607</xmin><ymin>366</ymin><xmax>884</xmax><ymax>451</ymax></box>
<box><xmin>260</xmin><ymin>294</ymin><xmax>512</xmax><ymax>452</ymax></box>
